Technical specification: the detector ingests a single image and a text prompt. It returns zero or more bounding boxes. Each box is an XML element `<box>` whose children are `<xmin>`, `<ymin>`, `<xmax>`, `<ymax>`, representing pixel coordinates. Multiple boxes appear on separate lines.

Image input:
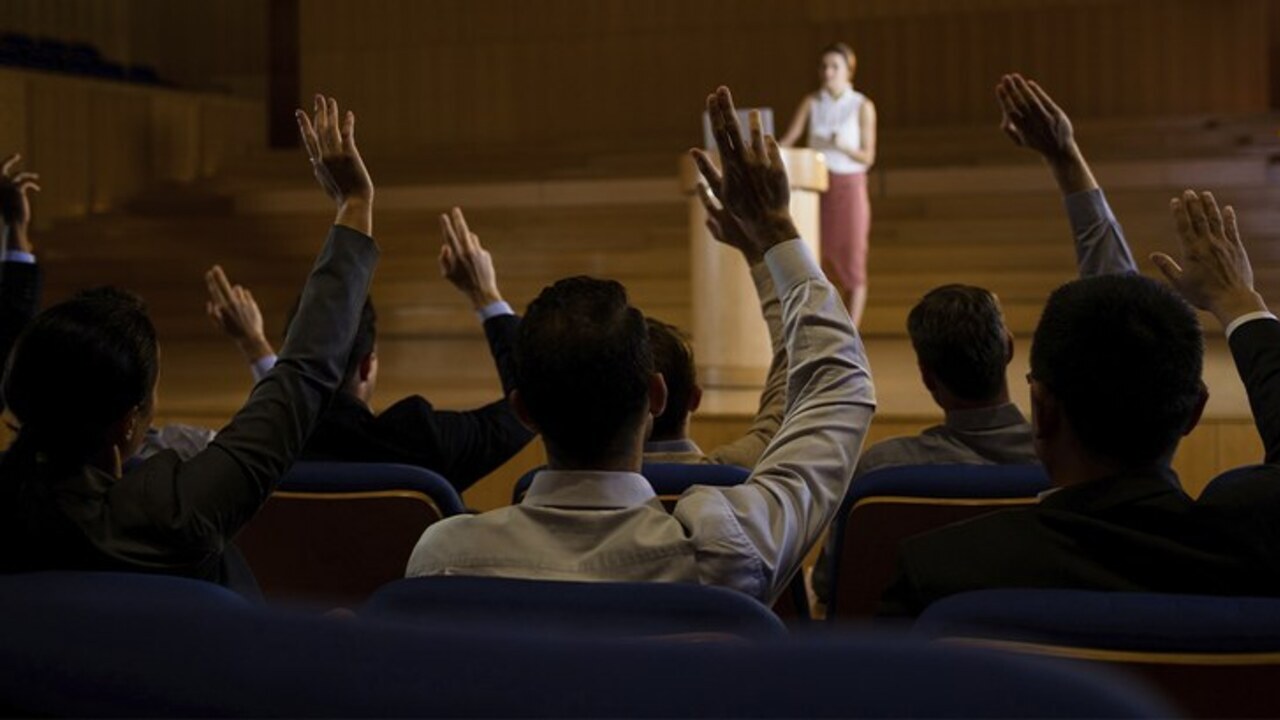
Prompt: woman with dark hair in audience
<box><xmin>780</xmin><ymin>42</ymin><xmax>877</xmax><ymax>325</ymax></box>
<box><xmin>0</xmin><ymin>94</ymin><xmax>379</xmax><ymax>585</ymax></box>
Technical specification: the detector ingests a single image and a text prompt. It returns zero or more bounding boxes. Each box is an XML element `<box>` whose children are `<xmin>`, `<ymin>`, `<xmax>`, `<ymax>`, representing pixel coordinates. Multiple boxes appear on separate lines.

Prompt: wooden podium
<box><xmin>678</xmin><ymin>148</ymin><xmax>828</xmax><ymax>392</ymax></box>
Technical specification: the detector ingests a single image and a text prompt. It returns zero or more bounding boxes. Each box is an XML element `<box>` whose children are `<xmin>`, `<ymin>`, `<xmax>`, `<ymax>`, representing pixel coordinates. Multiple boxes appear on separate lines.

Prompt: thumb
<box><xmin>1150</xmin><ymin>252</ymin><xmax>1185</xmax><ymax>286</ymax></box>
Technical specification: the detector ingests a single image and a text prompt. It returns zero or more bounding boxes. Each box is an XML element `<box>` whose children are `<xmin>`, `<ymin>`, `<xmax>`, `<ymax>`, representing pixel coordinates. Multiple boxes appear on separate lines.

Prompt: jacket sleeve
<box><xmin>1228</xmin><ymin>318</ymin><xmax>1280</xmax><ymax>464</ymax></box>
<box><xmin>1065</xmin><ymin>189</ymin><xmax>1137</xmax><ymax>277</ymax></box>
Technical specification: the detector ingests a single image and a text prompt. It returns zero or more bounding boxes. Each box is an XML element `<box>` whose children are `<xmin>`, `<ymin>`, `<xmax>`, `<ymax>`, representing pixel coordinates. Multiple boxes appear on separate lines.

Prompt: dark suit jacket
<box><xmin>298</xmin><ymin>313</ymin><xmax>534</xmax><ymax>491</ymax></box>
<box><xmin>0</xmin><ymin>259</ymin><xmax>41</xmax><ymax>411</ymax></box>
<box><xmin>0</xmin><ymin>225</ymin><xmax>378</xmax><ymax>583</ymax></box>
<box><xmin>880</xmin><ymin>317</ymin><xmax>1280</xmax><ymax>617</ymax></box>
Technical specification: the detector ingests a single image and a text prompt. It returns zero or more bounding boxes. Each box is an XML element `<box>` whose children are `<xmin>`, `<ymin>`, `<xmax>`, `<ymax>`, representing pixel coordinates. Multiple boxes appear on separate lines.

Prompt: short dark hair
<box><xmin>3</xmin><ymin>287</ymin><xmax>158</xmax><ymax>462</ymax></box>
<box><xmin>516</xmin><ymin>277</ymin><xmax>653</xmax><ymax>465</ymax></box>
<box><xmin>907</xmin><ymin>284</ymin><xmax>1009</xmax><ymax>402</ymax></box>
<box><xmin>647</xmin><ymin>317</ymin><xmax>696</xmax><ymax>440</ymax></box>
<box><xmin>1030</xmin><ymin>274</ymin><xmax>1204</xmax><ymax>468</ymax></box>
<box><xmin>286</xmin><ymin>294</ymin><xmax>376</xmax><ymax>387</ymax></box>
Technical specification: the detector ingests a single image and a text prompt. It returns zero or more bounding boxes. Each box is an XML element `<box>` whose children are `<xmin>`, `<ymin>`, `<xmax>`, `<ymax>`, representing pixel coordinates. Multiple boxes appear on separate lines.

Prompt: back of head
<box><xmin>1031</xmin><ymin>274</ymin><xmax>1203</xmax><ymax>469</ymax></box>
<box><xmin>3</xmin><ymin>287</ymin><xmax>158</xmax><ymax>466</ymax></box>
<box><xmin>907</xmin><ymin>284</ymin><xmax>1009</xmax><ymax>403</ymax></box>
<box><xmin>517</xmin><ymin>277</ymin><xmax>653</xmax><ymax>466</ymax></box>
<box><xmin>646</xmin><ymin>317</ymin><xmax>696</xmax><ymax>440</ymax></box>
<box><xmin>285</xmin><ymin>294</ymin><xmax>376</xmax><ymax>389</ymax></box>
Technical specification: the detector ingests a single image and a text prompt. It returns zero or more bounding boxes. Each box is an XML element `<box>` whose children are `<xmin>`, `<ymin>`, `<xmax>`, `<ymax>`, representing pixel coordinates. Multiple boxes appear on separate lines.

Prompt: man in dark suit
<box><xmin>0</xmin><ymin>153</ymin><xmax>42</xmax><ymax>396</ymax></box>
<box><xmin>207</xmin><ymin>208</ymin><xmax>534</xmax><ymax>492</ymax></box>
<box><xmin>880</xmin><ymin>189</ymin><xmax>1280</xmax><ymax>617</ymax></box>
<box><xmin>0</xmin><ymin>95</ymin><xmax>380</xmax><ymax>582</ymax></box>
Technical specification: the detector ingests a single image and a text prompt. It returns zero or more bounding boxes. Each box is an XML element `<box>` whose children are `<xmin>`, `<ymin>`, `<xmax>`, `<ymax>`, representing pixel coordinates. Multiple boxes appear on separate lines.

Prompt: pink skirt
<box><xmin>820</xmin><ymin>171</ymin><xmax>870</xmax><ymax>293</ymax></box>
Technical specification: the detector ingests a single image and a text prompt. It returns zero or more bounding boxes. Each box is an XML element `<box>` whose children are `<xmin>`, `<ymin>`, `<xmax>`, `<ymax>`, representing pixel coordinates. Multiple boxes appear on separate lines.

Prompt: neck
<box><xmin>937</xmin><ymin>384</ymin><xmax>1011</xmax><ymax>413</ymax></box>
<box><xmin>546</xmin><ymin>430</ymin><xmax>647</xmax><ymax>474</ymax></box>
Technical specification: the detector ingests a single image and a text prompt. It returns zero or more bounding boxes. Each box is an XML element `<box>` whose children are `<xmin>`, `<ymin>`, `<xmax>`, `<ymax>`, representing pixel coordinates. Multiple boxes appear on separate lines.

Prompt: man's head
<box><xmin>646</xmin><ymin>317</ymin><xmax>702</xmax><ymax>442</ymax></box>
<box><xmin>286</xmin><ymin>295</ymin><xmax>378</xmax><ymax>404</ymax></box>
<box><xmin>1030</xmin><ymin>274</ymin><xmax>1207</xmax><ymax>478</ymax></box>
<box><xmin>907</xmin><ymin>284</ymin><xmax>1013</xmax><ymax>409</ymax></box>
<box><xmin>514</xmin><ymin>277</ymin><xmax>665</xmax><ymax>469</ymax></box>
<box><xmin>4</xmin><ymin>287</ymin><xmax>159</xmax><ymax>468</ymax></box>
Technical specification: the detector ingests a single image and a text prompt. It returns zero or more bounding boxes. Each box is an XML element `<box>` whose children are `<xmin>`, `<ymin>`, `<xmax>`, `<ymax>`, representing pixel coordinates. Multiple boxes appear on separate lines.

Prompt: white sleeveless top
<box><xmin>808</xmin><ymin>88</ymin><xmax>868</xmax><ymax>174</ymax></box>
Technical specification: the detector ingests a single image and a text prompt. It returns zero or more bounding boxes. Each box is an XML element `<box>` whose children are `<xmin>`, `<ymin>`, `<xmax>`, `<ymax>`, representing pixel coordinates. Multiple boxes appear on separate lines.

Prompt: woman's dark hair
<box><xmin>3</xmin><ymin>287</ymin><xmax>158</xmax><ymax>466</ymax></box>
<box><xmin>821</xmin><ymin>41</ymin><xmax>857</xmax><ymax>80</ymax></box>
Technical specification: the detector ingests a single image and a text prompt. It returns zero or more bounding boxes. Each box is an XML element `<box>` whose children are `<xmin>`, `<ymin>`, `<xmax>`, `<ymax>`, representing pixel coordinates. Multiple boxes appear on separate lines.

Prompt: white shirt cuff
<box><xmin>250</xmin><ymin>354</ymin><xmax>279</xmax><ymax>382</ymax></box>
<box><xmin>1225</xmin><ymin>311</ymin><xmax>1279</xmax><ymax>340</ymax></box>
<box><xmin>477</xmin><ymin>300</ymin><xmax>515</xmax><ymax>321</ymax></box>
<box><xmin>764</xmin><ymin>238</ymin><xmax>822</xmax><ymax>294</ymax></box>
<box><xmin>3</xmin><ymin>250</ymin><xmax>36</xmax><ymax>265</ymax></box>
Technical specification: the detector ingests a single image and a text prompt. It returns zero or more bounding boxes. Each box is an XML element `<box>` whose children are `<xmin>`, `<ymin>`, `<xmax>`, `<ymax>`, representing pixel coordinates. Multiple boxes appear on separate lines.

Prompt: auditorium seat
<box><xmin>512</xmin><ymin>461</ymin><xmax>750</xmax><ymax>508</ymax></box>
<box><xmin>914</xmin><ymin>589</ymin><xmax>1280</xmax><ymax>718</ymax></box>
<box><xmin>0</xmin><ymin>571</ymin><xmax>249</xmax><ymax>616</ymax></box>
<box><xmin>824</xmin><ymin>464</ymin><xmax>1049</xmax><ymax>620</ymax></box>
<box><xmin>0</xmin><ymin>581</ymin><xmax>1172</xmax><ymax>717</ymax></box>
<box><xmin>362</xmin><ymin>576</ymin><xmax>787</xmax><ymax>640</ymax></box>
<box><xmin>234</xmin><ymin>462</ymin><xmax>464</xmax><ymax>609</ymax></box>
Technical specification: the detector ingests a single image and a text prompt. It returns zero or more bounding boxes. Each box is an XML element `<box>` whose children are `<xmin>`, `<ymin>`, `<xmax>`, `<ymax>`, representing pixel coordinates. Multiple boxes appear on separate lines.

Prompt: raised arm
<box><xmin>1154</xmin><ymin>190</ymin><xmax>1280</xmax><ymax>462</ymax></box>
<box><xmin>997</xmin><ymin>73</ymin><xmax>1135</xmax><ymax>277</ymax></box>
<box><xmin>144</xmin><ymin>94</ymin><xmax>379</xmax><ymax>544</ymax></box>
<box><xmin>0</xmin><ymin>153</ymin><xmax>42</xmax><ymax>390</ymax></box>
<box><xmin>778</xmin><ymin>96</ymin><xmax>811</xmax><ymax>148</ymax></box>
<box><xmin>696</xmin><ymin>184</ymin><xmax>786</xmax><ymax>468</ymax></box>
<box><xmin>681</xmin><ymin>88</ymin><xmax>875</xmax><ymax>603</ymax></box>
<box><xmin>205</xmin><ymin>266</ymin><xmax>278</xmax><ymax>382</ymax></box>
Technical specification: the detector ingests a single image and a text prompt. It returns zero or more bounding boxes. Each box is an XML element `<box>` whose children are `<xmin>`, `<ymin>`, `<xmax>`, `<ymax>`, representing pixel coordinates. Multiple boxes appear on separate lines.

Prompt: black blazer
<box><xmin>0</xmin><ymin>226</ymin><xmax>379</xmax><ymax>582</ymax></box>
<box><xmin>0</xmin><ymin>259</ymin><xmax>41</xmax><ymax>410</ymax></box>
<box><xmin>297</xmin><ymin>313</ymin><xmax>534</xmax><ymax>491</ymax></box>
<box><xmin>880</xmin><ymin>317</ymin><xmax>1280</xmax><ymax>617</ymax></box>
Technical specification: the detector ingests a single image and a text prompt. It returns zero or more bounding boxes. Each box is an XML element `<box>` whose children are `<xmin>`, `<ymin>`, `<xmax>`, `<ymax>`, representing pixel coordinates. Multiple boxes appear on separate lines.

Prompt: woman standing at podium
<box><xmin>780</xmin><ymin>42</ymin><xmax>876</xmax><ymax>325</ymax></box>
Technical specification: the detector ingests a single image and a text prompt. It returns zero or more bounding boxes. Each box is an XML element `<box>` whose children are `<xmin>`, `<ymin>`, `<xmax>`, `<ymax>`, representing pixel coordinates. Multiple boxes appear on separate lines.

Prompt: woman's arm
<box><xmin>838</xmin><ymin>99</ymin><xmax>876</xmax><ymax>167</ymax></box>
<box><xmin>778</xmin><ymin>96</ymin><xmax>811</xmax><ymax>148</ymax></box>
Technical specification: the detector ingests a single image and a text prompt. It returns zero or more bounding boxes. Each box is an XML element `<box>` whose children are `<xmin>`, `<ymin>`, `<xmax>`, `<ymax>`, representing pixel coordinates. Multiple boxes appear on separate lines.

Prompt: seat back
<box><xmin>512</xmin><ymin>461</ymin><xmax>750</xmax><ymax>509</ymax></box>
<box><xmin>916</xmin><ymin>589</ymin><xmax>1280</xmax><ymax>718</ymax></box>
<box><xmin>363</xmin><ymin>575</ymin><xmax>787</xmax><ymax>639</ymax></box>
<box><xmin>827</xmin><ymin>464</ymin><xmax>1049</xmax><ymax>619</ymax></box>
<box><xmin>235</xmin><ymin>462</ymin><xmax>464</xmax><ymax>608</ymax></box>
<box><xmin>0</xmin><ymin>584</ymin><xmax>1172</xmax><ymax>717</ymax></box>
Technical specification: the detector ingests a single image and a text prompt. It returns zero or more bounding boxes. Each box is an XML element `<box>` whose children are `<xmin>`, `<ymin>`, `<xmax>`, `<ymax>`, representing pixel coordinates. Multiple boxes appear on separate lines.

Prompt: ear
<box><xmin>1004</xmin><ymin>331</ymin><xmax>1015</xmax><ymax>365</ymax></box>
<box><xmin>1030</xmin><ymin>381</ymin><xmax>1060</xmax><ymax>441</ymax></box>
<box><xmin>649</xmin><ymin>373</ymin><xmax>668</xmax><ymax>418</ymax></box>
<box><xmin>358</xmin><ymin>351</ymin><xmax>376</xmax><ymax>382</ymax></box>
<box><xmin>919</xmin><ymin>363</ymin><xmax>938</xmax><ymax>394</ymax></box>
<box><xmin>1183</xmin><ymin>381</ymin><xmax>1209</xmax><ymax>437</ymax></box>
<box><xmin>688</xmin><ymin>384</ymin><xmax>704</xmax><ymax>414</ymax></box>
<box><xmin>509</xmin><ymin>389</ymin><xmax>538</xmax><ymax>434</ymax></box>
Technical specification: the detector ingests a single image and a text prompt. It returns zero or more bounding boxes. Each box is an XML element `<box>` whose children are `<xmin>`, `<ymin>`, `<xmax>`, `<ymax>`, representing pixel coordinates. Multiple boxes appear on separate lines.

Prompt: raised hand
<box><xmin>996</xmin><ymin>74</ymin><xmax>1074</xmax><ymax>160</ymax></box>
<box><xmin>439</xmin><ymin>207</ymin><xmax>503</xmax><ymax>311</ymax></box>
<box><xmin>690</xmin><ymin>87</ymin><xmax>797</xmax><ymax>256</ymax></box>
<box><xmin>1152</xmin><ymin>190</ymin><xmax>1267</xmax><ymax>326</ymax></box>
<box><xmin>0</xmin><ymin>153</ymin><xmax>40</xmax><ymax>253</ymax></box>
<box><xmin>205</xmin><ymin>265</ymin><xmax>275</xmax><ymax>363</ymax></box>
<box><xmin>697</xmin><ymin>183</ymin><xmax>762</xmax><ymax>264</ymax></box>
<box><xmin>295</xmin><ymin>94</ymin><xmax>373</xmax><ymax>235</ymax></box>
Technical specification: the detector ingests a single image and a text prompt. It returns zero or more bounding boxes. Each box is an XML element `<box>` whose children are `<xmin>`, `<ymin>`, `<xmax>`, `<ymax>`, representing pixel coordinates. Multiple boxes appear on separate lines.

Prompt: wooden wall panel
<box><xmin>296</xmin><ymin>0</ymin><xmax>1274</xmax><ymax>158</ymax></box>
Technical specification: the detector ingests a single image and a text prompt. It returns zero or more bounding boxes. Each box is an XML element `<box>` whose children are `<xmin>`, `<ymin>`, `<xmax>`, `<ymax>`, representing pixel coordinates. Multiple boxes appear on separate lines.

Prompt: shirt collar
<box><xmin>643</xmin><ymin>438</ymin><xmax>703</xmax><ymax>455</ymax></box>
<box><xmin>1039</xmin><ymin>467</ymin><xmax>1185</xmax><ymax>512</ymax></box>
<box><xmin>943</xmin><ymin>403</ymin><xmax>1028</xmax><ymax>432</ymax></box>
<box><xmin>522</xmin><ymin>470</ymin><xmax>657</xmax><ymax>510</ymax></box>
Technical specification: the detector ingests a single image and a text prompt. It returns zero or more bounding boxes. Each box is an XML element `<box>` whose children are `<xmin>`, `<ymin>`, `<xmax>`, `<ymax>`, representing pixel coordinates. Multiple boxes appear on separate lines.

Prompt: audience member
<box><xmin>0</xmin><ymin>153</ymin><xmax>41</xmax><ymax>403</ymax></box>
<box><xmin>880</xmin><ymin>189</ymin><xmax>1280</xmax><ymax>616</ymax></box>
<box><xmin>0</xmin><ymin>94</ymin><xmax>380</xmax><ymax>583</ymax></box>
<box><xmin>405</xmin><ymin>87</ymin><xmax>876</xmax><ymax>604</ymax></box>
<box><xmin>643</xmin><ymin>183</ymin><xmax>785</xmax><ymax>468</ymax></box>
<box><xmin>206</xmin><ymin>207</ymin><xmax>533</xmax><ymax>491</ymax></box>
<box><xmin>813</xmin><ymin>75</ymin><xmax>1134</xmax><ymax>601</ymax></box>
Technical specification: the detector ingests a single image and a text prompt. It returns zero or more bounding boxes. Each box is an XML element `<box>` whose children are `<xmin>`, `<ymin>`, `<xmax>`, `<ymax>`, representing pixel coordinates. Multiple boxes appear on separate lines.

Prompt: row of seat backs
<box><xmin>0</xmin><ymin>33</ymin><xmax>162</xmax><ymax>84</ymax></box>
<box><xmin>916</xmin><ymin>588</ymin><xmax>1280</xmax><ymax>718</ymax></box>
<box><xmin>0</xmin><ymin>571</ymin><xmax>1170</xmax><ymax>717</ymax></box>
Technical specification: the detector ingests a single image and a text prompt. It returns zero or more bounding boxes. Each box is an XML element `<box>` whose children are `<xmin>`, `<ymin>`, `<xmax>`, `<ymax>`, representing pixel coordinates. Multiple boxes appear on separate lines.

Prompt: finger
<box><xmin>440</xmin><ymin>213</ymin><xmax>464</xmax><ymax>257</ymax></box>
<box><xmin>690</xmin><ymin>149</ymin><xmax>724</xmax><ymax>196</ymax></box>
<box><xmin>1150</xmin><ymin>252</ymin><xmax>1186</xmax><ymax>286</ymax></box>
<box><xmin>18</xmin><ymin>182</ymin><xmax>40</xmax><ymax>195</ymax></box>
<box><xmin>696</xmin><ymin>183</ymin><xmax>721</xmax><ymax>216</ymax></box>
<box><xmin>765</xmin><ymin>134</ymin><xmax>785</xmax><ymax>173</ymax></box>
<box><xmin>1224</xmin><ymin>205</ymin><xmax>1246</xmax><ymax>251</ymax></box>
<box><xmin>1013</xmin><ymin>74</ymin><xmax>1050</xmax><ymax>119</ymax></box>
<box><xmin>11</xmin><ymin>172</ymin><xmax>38</xmax><ymax>184</ymax></box>
<box><xmin>1170</xmin><ymin>197</ymin><xmax>1193</xmax><ymax>244</ymax></box>
<box><xmin>710</xmin><ymin>87</ymin><xmax>742</xmax><ymax>162</ymax></box>
<box><xmin>748</xmin><ymin>110</ymin><xmax>765</xmax><ymax>162</ymax></box>
<box><xmin>0</xmin><ymin>153</ymin><xmax>20</xmax><ymax>177</ymax></box>
<box><xmin>209</xmin><ymin>265</ymin><xmax>235</xmax><ymax>305</ymax></box>
<box><xmin>312</xmin><ymin>95</ymin><xmax>327</xmax><ymax>148</ymax></box>
<box><xmin>326</xmin><ymin>97</ymin><xmax>341</xmax><ymax>148</ymax></box>
<box><xmin>439</xmin><ymin>243</ymin><xmax>454</xmax><ymax>275</ymax></box>
<box><xmin>296</xmin><ymin>110</ymin><xmax>320</xmax><ymax>159</ymax></box>
<box><xmin>244</xmin><ymin>288</ymin><xmax>259</xmax><ymax>311</ymax></box>
<box><xmin>451</xmin><ymin>207</ymin><xmax>472</xmax><ymax>249</ymax></box>
<box><xmin>341</xmin><ymin>110</ymin><xmax>356</xmax><ymax>149</ymax></box>
<box><xmin>1184</xmin><ymin>189</ymin><xmax>1210</xmax><ymax>237</ymax></box>
<box><xmin>1027</xmin><ymin>80</ymin><xmax>1065</xmax><ymax>117</ymax></box>
<box><xmin>1201</xmin><ymin>191</ymin><xmax>1225</xmax><ymax>239</ymax></box>
<box><xmin>204</xmin><ymin>268</ymin><xmax>227</xmax><ymax>305</ymax></box>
